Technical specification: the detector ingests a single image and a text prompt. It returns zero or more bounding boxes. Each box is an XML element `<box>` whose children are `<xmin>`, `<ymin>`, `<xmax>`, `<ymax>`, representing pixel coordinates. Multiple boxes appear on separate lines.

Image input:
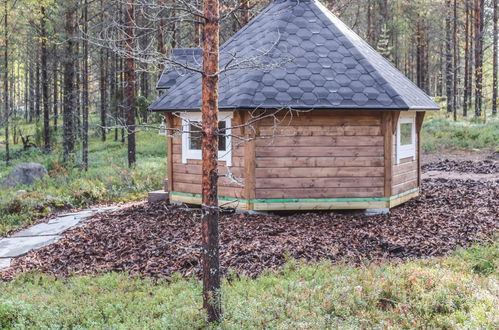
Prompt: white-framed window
<box><xmin>181</xmin><ymin>112</ymin><xmax>233</xmax><ymax>166</ymax></box>
<box><xmin>396</xmin><ymin>112</ymin><xmax>416</xmax><ymax>164</ymax></box>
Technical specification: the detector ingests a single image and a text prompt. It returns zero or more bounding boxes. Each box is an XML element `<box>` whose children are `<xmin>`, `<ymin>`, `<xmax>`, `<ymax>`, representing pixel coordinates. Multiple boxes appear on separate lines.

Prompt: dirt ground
<box><xmin>1</xmin><ymin>153</ymin><xmax>498</xmax><ymax>280</ymax></box>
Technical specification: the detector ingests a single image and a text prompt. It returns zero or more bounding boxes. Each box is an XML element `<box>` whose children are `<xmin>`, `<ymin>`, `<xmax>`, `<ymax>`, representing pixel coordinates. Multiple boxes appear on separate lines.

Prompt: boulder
<box><xmin>2</xmin><ymin>162</ymin><xmax>48</xmax><ymax>188</ymax></box>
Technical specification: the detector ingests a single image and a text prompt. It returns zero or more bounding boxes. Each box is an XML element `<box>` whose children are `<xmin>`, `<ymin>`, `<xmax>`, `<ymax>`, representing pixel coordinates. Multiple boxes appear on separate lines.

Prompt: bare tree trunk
<box><xmin>125</xmin><ymin>0</ymin><xmax>136</xmax><ymax>167</ymax></box>
<box><xmin>474</xmin><ymin>0</ymin><xmax>484</xmax><ymax>118</ymax></box>
<box><xmin>463</xmin><ymin>2</ymin><xmax>471</xmax><ymax>118</ymax></box>
<box><xmin>202</xmin><ymin>0</ymin><xmax>222</xmax><ymax>322</ymax></box>
<box><xmin>493</xmin><ymin>0</ymin><xmax>498</xmax><ymax>116</ymax></box>
<box><xmin>41</xmin><ymin>6</ymin><xmax>50</xmax><ymax>150</ymax></box>
<box><xmin>452</xmin><ymin>0</ymin><xmax>458</xmax><ymax>121</ymax></box>
<box><xmin>99</xmin><ymin>0</ymin><xmax>107</xmax><ymax>141</ymax></box>
<box><xmin>53</xmin><ymin>53</ymin><xmax>58</xmax><ymax>130</ymax></box>
<box><xmin>63</xmin><ymin>2</ymin><xmax>77</xmax><ymax>162</ymax></box>
<box><xmin>445</xmin><ymin>0</ymin><xmax>453</xmax><ymax>114</ymax></box>
<box><xmin>35</xmin><ymin>59</ymin><xmax>40</xmax><ymax>120</ymax></box>
<box><xmin>157</xmin><ymin>0</ymin><xmax>166</xmax><ymax>74</ymax></box>
<box><xmin>82</xmin><ymin>0</ymin><xmax>89</xmax><ymax>170</ymax></box>
<box><xmin>4</xmin><ymin>0</ymin><xmax>9</xmax><ymax>164</ymax></box>
<box><xmin>28</xmin><ymin>59</ymin><xmax>34</xmax><ymax>123</ymax></box>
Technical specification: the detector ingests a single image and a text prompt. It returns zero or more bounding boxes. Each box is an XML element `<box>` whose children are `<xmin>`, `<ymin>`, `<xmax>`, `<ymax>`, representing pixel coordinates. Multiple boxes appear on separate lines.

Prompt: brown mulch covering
<box><xmin>2</xmin><ymin>169</ymin><xmax>497</xmax><ymax>280</ymax></box>
<box><xmin>422</xmin><ymin>159</ymin><xmax>498</xmax><ymax>174</ymax></box>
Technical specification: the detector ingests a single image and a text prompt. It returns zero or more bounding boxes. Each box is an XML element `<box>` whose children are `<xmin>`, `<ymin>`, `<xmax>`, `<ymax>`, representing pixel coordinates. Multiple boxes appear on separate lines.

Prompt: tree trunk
<box><xmin>41</xmin><ymin>6</ymin><xmax>50</xmax><ymax>150</ymax></box>
<box><xmin>63</xmin><ymin>3</ymin><xmax>77</xmax><ymax>162</ymax></box>
<box><xmin>463</xmin><ymin>2</ymin><xmax>470</xmax><ymax>118</ymax></box>
<box><xmin>452</xmin><ymin>0</ymin><xmax>458</xmax><ymax>121</ymax></box>
<box><xmin>125</xmin><ymin>0</ymin><xmax>136</xmax><ymax>167</ymax></box>
<box><xmin>202</xmin><ymin>0</ymin><xmax>222</xmax><ymax>322</ymax></box>
<box><xmin>82</xmin><ymin>0</ymin><xmax>89</xmax><ymax>170</ymax></box>
<box><xmin>493</xmin><ymin>0</ymin><xmax>498</xmax><ymax>116</ymax></box>
<box><xmin>53</xmin><ymin>53</ymin><xmax>58</xmax><ymax>130</ymax></box>
<box><xmin>157</xmin><ymin>0</ymin><xmax>166</xmax><ymax>74</ymax></box>
<box><xmin>4</xmin><ymin>0</ymin><xmax>9</xmax><ymax>164</ymax></box>
<box><xmin>100</xmin><ymin>0</ymin><xmax>107</xmax><ymax>142</ymax></box>
<box><xmin>474</xmin><ymin>0</ymin><xmax>484</xmax><ymax>118</ymax></box>
<box><xmin>445</xmin><ymin>0</ymin><xmax>453</xmax><ymax>114</ymax></box>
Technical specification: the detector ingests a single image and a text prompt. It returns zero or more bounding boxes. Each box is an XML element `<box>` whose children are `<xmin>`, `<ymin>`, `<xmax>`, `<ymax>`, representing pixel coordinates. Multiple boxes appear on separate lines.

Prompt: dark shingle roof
<box><xmin>150</xmin><ymin>0</ymin><xmax>439</xmax><ymax>111</ymax></box>
<box><xmin>156</xmin><ymin>48</ymin><xmax>203</xmax><ymax>90</ymax></box>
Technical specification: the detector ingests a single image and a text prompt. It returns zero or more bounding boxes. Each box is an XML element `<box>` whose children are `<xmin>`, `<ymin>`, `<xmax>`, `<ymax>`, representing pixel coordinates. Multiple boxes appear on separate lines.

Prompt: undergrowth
<box><xmin>0</xmin><ymin>127</ymin><xmax>165</xmax><ymax>235</ymax></box>
<box><xmin>422</xmin><ymin>112</ymin><xmax>499</xmax><ymax>152</ymax></box>
<box><xmin>0</xmin><ymin>240</ymin><xmax>497</xmax><ymax>328</ymax></box>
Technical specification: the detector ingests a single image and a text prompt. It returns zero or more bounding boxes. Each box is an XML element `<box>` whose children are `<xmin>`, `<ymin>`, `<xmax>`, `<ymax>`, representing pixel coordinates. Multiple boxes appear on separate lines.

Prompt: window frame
<box><xmin>396</xmin><ymin>112</ymin><xmax>416</xmax><ymax>164</ymax></box>
<box><xmin>181</xmin><ymin>112</ymin><xmax>233</xmax><ymax>166</ymax></box>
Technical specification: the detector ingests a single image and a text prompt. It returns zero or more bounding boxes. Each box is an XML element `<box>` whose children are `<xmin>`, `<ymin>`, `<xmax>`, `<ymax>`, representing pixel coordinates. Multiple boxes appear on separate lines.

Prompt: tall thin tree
<box><xmin>474</xmin><ymin>0</ymin><xmax>484</xmax><ymax>117</ymax></box>
<box><xmin>452</xmin><ymin>0</ymin><xmax>458</xmax><ymax>121</ymax></box>
<box><xmin>493</xmin><ymin>0</ymin><xmax>498</xmax><ymax>116</ymax></box>
<box><xmin>125</xmin><ymin>0</ymin><xmax>136</xmax><ymax>167</ymax></box>
<box><xmin>201</xmin><ymin>0</ymin><xmax>222</xmax><ymax>322</ymax></box>
<box><xmin>445</xmin><ymin>0</ymin><xmax>454</xmax><ymax>114</ymax></box>
<box><xmin>82</xmin><ymin>0</ymin><xmax>89</xmax><ymax>170</ymax></box>
<box><xmin>3</xmin><ymin>0</ymin><xmax>9</xmax><ymax>164</ymax></box>
<box><xmin>63</xmin><ymin>2</ymin><xmax>77</xmax><ymax>162</ymax></box>
<box><xmin>41</xmin><ymin>6</ymin><xmax>50</xmax><ymax>151</ymax></box>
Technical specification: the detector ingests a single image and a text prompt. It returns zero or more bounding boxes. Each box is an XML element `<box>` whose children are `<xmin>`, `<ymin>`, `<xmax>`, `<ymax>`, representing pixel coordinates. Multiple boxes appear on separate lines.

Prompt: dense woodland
<box><xmin>0</xmin><ymin>0</ymin><xmax>497</xmax><ymax>168</ymax></box>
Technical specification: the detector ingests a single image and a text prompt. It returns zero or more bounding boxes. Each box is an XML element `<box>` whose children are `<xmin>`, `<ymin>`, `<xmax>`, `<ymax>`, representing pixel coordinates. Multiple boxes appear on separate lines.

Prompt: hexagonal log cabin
<box><xmin>149</xmin><ymin>0</ymin><xmax>439</xmax><ymax>211</ymax></box>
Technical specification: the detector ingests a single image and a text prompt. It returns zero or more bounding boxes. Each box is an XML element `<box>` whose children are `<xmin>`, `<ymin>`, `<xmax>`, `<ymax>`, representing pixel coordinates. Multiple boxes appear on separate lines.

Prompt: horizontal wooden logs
<box><xmin>256</xmin><ymin>136</ymin><xmax>383</xmax><ymax>147</ymax></box>
<box><xmin>173</xmin><ymin>164</ymin><xmax>244</xmax><ymax>176</ymax></box>
<box><xmin>174</xmin><ymin>173</ymin><xmax>244</xmax><ymax>188</ymax></box>
<box><xmin>258</xmin><ymin>125</ymin><xmax>381</xmax><ymax>137</ymax></box>
<box><xmin>256</xmin><ymin>187</ymin><xmax>384</xmax><ymax>199</ymax></box>
<box><xmin>392</xmin><ymin>170</ymin><xmax>418</xmax><ymax>186</ymax></box>
<box><xmin>256</xmin><ymin>156</ymin><xmax>384</xmax><ymax>168</ymax></box>
<box><xmin>256</xmin><ymin>177</ymin><xmax>384</xmax><ymax>189</ymax></box>
<box><xmin>173</xmin><ymin>183</ymin><xmax>243</xmax><ymax>198</ymax></box>
<box><xmin>393</xmin><ymin>161</ymin><xmax>418</xmax><ymax>175</ymax></box>
<box><xmin>392</xmin><ymin>179</ymin><xmax>418</xmax><ymax>195</ymax></box>
<box><xmin>256</xmin><ymin>146</ymin><xmax>382</xmax><ymax>157</ymax></box>
<box><xmin>255</xmin><ymin>167</ymin><xmax>384</xmax><ymax>178</ymax></box>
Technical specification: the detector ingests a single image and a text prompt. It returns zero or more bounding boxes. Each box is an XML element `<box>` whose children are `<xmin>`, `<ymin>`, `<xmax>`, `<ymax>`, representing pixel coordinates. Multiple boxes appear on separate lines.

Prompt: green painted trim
<box><xmin>170</xmin><ymin>188</ymin><xmax>419</xmax><ymax>204</ymax></box>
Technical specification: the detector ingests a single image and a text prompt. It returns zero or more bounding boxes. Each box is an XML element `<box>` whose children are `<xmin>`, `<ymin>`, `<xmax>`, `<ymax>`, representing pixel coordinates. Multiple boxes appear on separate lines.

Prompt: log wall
<box><xmin>254</xmin><ymin>110</ymin><xmax>385</xmax><ymax>199</ymax></box>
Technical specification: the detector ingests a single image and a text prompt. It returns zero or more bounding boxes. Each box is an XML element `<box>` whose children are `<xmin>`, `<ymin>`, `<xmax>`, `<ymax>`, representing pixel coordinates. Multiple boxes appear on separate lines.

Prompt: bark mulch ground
<box><xmin>422</xmin><ymin>159</ymin><xmax>498</xmax><ymax>174</ymax></box>
<box><xmin>2</xmin><ymin>160</ymin><xmax>498</xmax><ymax>280</ymax></box>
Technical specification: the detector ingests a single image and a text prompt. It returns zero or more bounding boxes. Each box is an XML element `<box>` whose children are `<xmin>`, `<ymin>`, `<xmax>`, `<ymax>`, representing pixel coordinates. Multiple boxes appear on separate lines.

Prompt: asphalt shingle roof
<box><xmin>150</xmin><ymin>0</ymin><xmax>439</xmax><ymax>111</ymax></box>
<box><xmin>156</xmin><ymin>48</ymin><xmax>203</xmax><ymax>90</ymax></box>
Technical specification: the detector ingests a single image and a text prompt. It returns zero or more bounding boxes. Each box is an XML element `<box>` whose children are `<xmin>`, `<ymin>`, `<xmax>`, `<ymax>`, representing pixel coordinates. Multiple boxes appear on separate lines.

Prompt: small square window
<box><xmin>400</xmin><ymin>123</ymin><xmax>413</xmax><ymax>146</ymax></box>
<box><xmin>189</xmin><ymin>122</ymin><xmax>202</xmax><ymax>150</ymax></box>
<box><xmin>396</xmin><ymin>113</ymin><xmax>416</xmax><ymax>164</ymax></box>
<box><xmin>181</xmin><ymin>112</ymin><xmax>233</xmax><ymax>166</ymax></box>
<box><xmin>188</xmin><ymin>121</ymin><xmax>227</xmax><ymax>151</ymax></box>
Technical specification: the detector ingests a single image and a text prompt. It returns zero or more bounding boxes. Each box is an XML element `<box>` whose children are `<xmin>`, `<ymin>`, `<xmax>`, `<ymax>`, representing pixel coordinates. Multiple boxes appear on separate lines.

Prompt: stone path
<box><xmin>0</xmin><ymin>207</ymin><xmax>117</xmax><ymax>271</ymax></box>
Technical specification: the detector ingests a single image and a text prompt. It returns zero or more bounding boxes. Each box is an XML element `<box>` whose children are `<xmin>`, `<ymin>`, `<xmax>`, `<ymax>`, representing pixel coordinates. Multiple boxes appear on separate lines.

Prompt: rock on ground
<box><xmin>2</xmin><ymin>162</ymin><xmax>48</xmax><ymax>188</ymax></box>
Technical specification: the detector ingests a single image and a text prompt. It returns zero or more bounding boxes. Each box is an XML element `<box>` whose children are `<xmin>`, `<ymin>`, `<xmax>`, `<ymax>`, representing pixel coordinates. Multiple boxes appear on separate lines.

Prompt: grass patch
<box><xmin>422</xmin><ymin>112</ymin><xmax>499</xmax><ymax>153</ymax></box>
<box><xmin>0</xmin><ymin>241</ymin><xmax>497</xmax><ymax>328</ymax></box>
<box><xmin>0</xmin><ymin>126</ymin><xmax>166</xmax><ymax>235</ymax></box>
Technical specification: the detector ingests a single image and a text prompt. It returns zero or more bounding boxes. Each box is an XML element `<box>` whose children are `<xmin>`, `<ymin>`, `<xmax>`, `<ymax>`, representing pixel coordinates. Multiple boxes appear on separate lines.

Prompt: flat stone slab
<box><xmin>12</xmin><ymin>217</ymin><xmax>81</xmax><ymax>238</ymax></box>
<box><xmin>0</xmin><ymin>258</ymin><xmax>11</xmax><ymax>270</ymax></box>
<box><xmin>0</xmin><ymin>236</ymin><xmax>61</xmax><ymax>258</ymax></box>
<box><xmin>148</xmin><ymin>190</ymin><xmax>169</xmax><ymax>203</ymax></box>
<box><xmin>0</xmin><ymin>207</ymin><xmax>119</xmax><ymax>268</ymax></box>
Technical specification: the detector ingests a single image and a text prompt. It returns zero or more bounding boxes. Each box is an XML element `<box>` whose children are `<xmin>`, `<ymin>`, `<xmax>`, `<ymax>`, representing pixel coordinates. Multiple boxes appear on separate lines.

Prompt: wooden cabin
<box><xmin>149</xmin><ymin>0</ymin><xmax>439</xmax><ymax>211</ymax></box>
